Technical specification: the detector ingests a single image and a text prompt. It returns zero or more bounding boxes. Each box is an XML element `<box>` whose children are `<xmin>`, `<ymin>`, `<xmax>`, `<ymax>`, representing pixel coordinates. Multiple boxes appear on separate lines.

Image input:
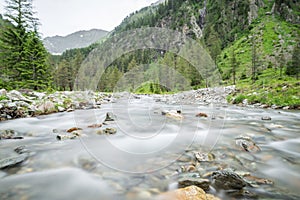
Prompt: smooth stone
<box><xmin>0</xmin><ymin>129</ymin><xmax>23</xmax><ymax>140</ymax></box>
<box><xmin>195</xmin><ymin>112</ymin><xmax>208</xmax><ymax>117</ymax></box>
<box><xmin>155</xmin><ymin>185</ymin><xmax>220</xmax><ymax>200</ymax></box>
<box><xmin>56</xmin><ymin>134</ymin><xmax>77</xmax><ymax>140</ymax></box>
<box><xmin>166</xmin><ymin>112</ymin><xmax>183</xmax><ymax>120</ymax></box>
<box><xmin>67</xmin><ymin>127</ymin><xmax>82</xmax><ymax>133</ymax></box>
<box><xmin>261</xmin><ymin>116</ymin><xmax>271</xmax><ymax>120</ymax></box>
<box><xmin>97</xmin><ymin>127</ymin><xmax>117</xmax><ymax>135</ymax></box>
<box><xmin>0</xmin><ymin>153</ymin><xmax>28</xmax><ymax>169</ymax></box>
<box><xmin>178</xmin><ymin>177</ymin><xmax>210</xmax><ymax>191</ymax></box>
<box><xmin>194</xmin><ymin>152</ymin><xmax>215</xmax><ymax>162</ymax></box>
<box><xmin>235</xmin><ymin>135</ymin><xmax>261</xmax><ymax>153</ymax></box>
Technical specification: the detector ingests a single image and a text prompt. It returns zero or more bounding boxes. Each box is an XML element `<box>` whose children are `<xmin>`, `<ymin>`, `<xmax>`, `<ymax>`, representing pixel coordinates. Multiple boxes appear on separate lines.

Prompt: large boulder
<box><xmin>37</xmin><ymin>101</ymin><xmax>56</xmax><ymax>114</ymax></box>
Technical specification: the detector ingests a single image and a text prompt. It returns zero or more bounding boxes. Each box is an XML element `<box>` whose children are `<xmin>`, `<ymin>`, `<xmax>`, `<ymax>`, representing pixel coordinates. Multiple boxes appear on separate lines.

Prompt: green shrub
<box><xmin>233</xmin><ymin>94</ymin><xmax>246</xmax><ymax>104</ymax></box>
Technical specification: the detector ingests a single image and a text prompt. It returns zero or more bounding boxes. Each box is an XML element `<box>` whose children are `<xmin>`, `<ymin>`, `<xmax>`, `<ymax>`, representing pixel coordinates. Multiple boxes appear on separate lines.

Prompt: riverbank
<box><xmin>0</xmin><ymin>84</ymin><xmax>298</xmax><ymax>121</ymax></box>
<box><xmin>0</xmin><ymin>89</ymin><xmax>113</xmax><ymax>121</ymax></box>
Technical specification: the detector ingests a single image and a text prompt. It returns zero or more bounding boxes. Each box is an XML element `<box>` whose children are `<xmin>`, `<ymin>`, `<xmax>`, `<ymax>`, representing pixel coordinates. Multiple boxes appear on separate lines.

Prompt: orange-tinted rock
<box><xmin>196</xmin><ymin>112</ymin><xmax>208</xmax><ymax>118</ymax></box>
<box><xmin>67</xmin><ymin>127</ymin><xmax>82</xmax><ymax>133</ymax></box>
<box><xmin>155</xmin><ymin>185</ymin><xmax>221</xmax><ymax>200</ymax></box>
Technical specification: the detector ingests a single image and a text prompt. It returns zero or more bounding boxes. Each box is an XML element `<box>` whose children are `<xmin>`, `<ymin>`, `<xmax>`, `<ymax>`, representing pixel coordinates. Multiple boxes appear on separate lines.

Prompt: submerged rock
<box><xmin>212</xmin><ymin>169</ymin><xmax>247</xmax><ymax>190</ymax></box>
<box><xmin>261</xmin><ymin>116</ymin><xmax>272</xmax><ymax>120</ymax></box>
<box><xmin>87</xmin><ymin>123</ymin><xmax>102</xmax><ymax>128</ymax></box>
<box><xmin>0</xmin><ymin>154</ymin><xmax>28</xmax><ymax>169</ymax></box>
<box><xmin>163</xmin><ymin>110</ymin><xmax>183</xmax><ymax>120</ymax></box>
<box><xmin>97</xmin><ymin>128</ymin><xmax>117</xmax><ymax>135</ymax></box>
<box><xmin>155</xmin><ymin>185</ymin><xmax>220</xmax><ymax>200</ymax></box>
<box><xmin>56</xmin><ymin>134</ymin><xmax>77</xmax><ymax>140</ymax></box>
<box><xmin>196</xmin><ymin>112</ymin><xmax>208</xmax><ymax>118</ymax></box>
<box><xmin>235</xmin><ymin>135</ymin><xmax>261</xmax><ymax>153</ymax></box>
<box><xmin>243</xmin><ymin>174</ymin><xmax>274</xmax><ymax>186</ymax></box>
<box><xmin>0</xmin><ymin>130</ymin><xmax>23</xmax><ymax>140</ymax></box>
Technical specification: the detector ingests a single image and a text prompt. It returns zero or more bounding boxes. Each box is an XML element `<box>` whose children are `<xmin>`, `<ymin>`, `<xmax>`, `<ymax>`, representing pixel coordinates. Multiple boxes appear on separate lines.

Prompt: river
<box><xmin>0</xmin><ymin>94</ymin><xmax>299</xmax><ymax>199</ymax></box>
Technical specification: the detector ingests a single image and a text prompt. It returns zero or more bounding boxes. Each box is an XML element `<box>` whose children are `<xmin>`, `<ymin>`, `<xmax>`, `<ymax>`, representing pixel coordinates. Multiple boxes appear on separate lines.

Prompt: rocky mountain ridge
<box><xmin>43</xmin><ymin>29</ymin><xmax>108</xmax><ymax>55</ymax></box>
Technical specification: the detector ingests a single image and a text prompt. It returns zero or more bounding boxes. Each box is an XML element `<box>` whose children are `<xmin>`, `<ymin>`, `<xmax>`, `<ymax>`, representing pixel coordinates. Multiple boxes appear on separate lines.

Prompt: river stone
<box><xmin>165</xmin><ymin>111</ymin><xmax>183</xmax><ymax>120</ymax></box>
<box><xmin>0</xmin><ymin>129</ymin><xmax>23</xmax><ymax>140</ymax></box>
<box><xmin>178</xmin><ymin>177</ymin><xmax>210</xmax><ymax>191</ymax></box>
<box><xmin>104</xmin><ymin>112</ymin><xmax>115</xmax><ymax>122</ymax></box>
<box><xmin>57</xmin><ymin>106</ymin><xmax>65</xmax><ymax>112</ymax></box>
<box><xmin>87</xmin><ymin>123</ymin><xmax>102</xmax><ymax>128</ymax></box>
<box><xmin>97</xmin><ymin>128</ymin><xmax>117</xmax><ymax>135</ymax></box>
<box><xmin>261</xmin><ymin>116</ymin><xmax>272</xmax><ymax>120</ymax></box>
<box><xmin>67</xmin><ymin>127</ymin><xmax>82</xmax><ymax>133</ymax></box>
<box><xmin>56</xmin><ymin>134</ymin><xmax>77</xmax><ymax>140</ymax></box>
<box><xmin>14</xmin><ymin>146</ymin><xmax>30</xmax><ymax>154</ymax></box>
<box><xmin>196</xmin><ymin>112</ymin><xmax>208</xmax><ymax>118</ymax></box>
<box><xmin>235</xmin><ymin>135</ymin><xmax>261</xmax><ymax>153</ymax></box>
<box><xmin>212</xmin><ymin>169</ymin><xmax>247</xmax><ymax>190</ymax></box>
<box><xmin>194</xmin><ymin>152</ymin><xmax>215</xmax><ymax>162</ymax></box>
<box><xmin>155</xmin><ymin>185</ymin><xmax>220</xmax><ymax>200</ymax></box>
<box><xmin>0</xmin><ymin>153</ymin><xmax>28</xmax><ymax>169</ymax></box>
<box><xmin>0</xmin><ymin>89</ymin><xmax>7</xmax><ymax>96</ymax></box>
<box><xmin>37</xmin><ymin>101</ymin><xmax>56</xmax><ymax>114</ymax></box>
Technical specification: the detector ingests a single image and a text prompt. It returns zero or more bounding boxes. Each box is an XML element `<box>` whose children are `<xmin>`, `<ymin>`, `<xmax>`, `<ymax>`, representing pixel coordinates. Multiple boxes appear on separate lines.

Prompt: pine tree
<box><xmin>286</xmin><ymin>42</ymin><xmax>300</xmax><ymax>79</ymax></box>
<box><xmin>0</xmin><ymin>0</ymin><xmax>49</xmax><ymax>90</ymax></box>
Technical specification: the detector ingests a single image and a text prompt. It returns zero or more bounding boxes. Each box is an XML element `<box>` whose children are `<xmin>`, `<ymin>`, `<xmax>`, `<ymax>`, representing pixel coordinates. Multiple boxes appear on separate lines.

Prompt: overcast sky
<box><xmin>0</xmin><ymin>0</ymin><xmax>158</xmax><ymax>37</ymax></box>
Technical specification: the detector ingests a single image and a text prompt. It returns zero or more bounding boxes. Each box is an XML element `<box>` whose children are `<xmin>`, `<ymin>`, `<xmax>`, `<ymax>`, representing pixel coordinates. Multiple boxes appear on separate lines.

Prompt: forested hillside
<box><xmin>1</xmin><ymin>0</ymin><xmax>299</xmax><ymax>107</ymax></box>
<box><xmin>50</xmin><ymin>0</ymin><xmax>299</xmax><ymax>107</ymax></box>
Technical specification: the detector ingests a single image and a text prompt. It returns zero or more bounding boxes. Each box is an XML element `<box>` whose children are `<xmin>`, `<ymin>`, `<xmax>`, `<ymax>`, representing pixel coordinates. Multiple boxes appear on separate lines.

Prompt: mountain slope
<box><xmin>52</xmin><ymin>0</ymin><xmax>300</xmax><ymax>107</ymax></box>
<box><xmin>43</xmin><ymin>29</ymin><xmax>108</xmax><ymax>54</ymax></box>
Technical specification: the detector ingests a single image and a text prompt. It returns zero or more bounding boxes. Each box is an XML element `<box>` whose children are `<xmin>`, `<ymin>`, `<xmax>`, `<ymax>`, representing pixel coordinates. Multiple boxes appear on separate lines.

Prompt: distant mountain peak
<box><xmin>43</xmin><ymin>29</ymin><xmax>108</xmax><ymax>55</ymax></box>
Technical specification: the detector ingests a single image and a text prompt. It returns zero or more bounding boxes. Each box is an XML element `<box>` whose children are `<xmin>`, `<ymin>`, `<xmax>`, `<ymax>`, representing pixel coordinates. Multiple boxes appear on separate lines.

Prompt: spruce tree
<box><xmin>0</xmin><ymin>0</ymin><xmax>50</xmax><ymax>90</ymax></box>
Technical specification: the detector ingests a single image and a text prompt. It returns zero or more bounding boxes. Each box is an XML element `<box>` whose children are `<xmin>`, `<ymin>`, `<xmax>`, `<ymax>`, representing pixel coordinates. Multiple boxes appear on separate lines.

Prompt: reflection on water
<box><xmin>0</xmin><ymin>95</ymin><xmax>299</xmax><ymax>199</ymax></box>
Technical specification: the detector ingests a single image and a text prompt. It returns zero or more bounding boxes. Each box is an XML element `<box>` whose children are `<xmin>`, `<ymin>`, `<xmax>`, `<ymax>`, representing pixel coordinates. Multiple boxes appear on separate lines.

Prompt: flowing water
<box><xmin>0</xmin><ymin>95</ymin><xmax>299</xmax><ymax>200</ymax></box>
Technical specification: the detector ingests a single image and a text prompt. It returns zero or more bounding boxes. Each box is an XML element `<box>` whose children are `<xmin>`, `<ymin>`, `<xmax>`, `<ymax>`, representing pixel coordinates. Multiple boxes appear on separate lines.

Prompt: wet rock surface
<box><xmin>178</xmin><ymin>176</ymin><xmax>210</xmax><ymax>191</ymax></box>
<box><xmin>156</xmin><ymin>185</ymin><xmax>220</xmax><ymax>200</ymax></box>
<box><xmin>212</xmin><ymin>169</ymin><xmax>247</xmax><ymax>190</ymax></box>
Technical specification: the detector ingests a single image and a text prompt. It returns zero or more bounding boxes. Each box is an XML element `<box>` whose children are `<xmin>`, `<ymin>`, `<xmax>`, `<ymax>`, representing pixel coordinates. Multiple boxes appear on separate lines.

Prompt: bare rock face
<box><xmin>155</xmin><ymin>185</ymin><xmax>220</xmax><ymax>200</ymax></box>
